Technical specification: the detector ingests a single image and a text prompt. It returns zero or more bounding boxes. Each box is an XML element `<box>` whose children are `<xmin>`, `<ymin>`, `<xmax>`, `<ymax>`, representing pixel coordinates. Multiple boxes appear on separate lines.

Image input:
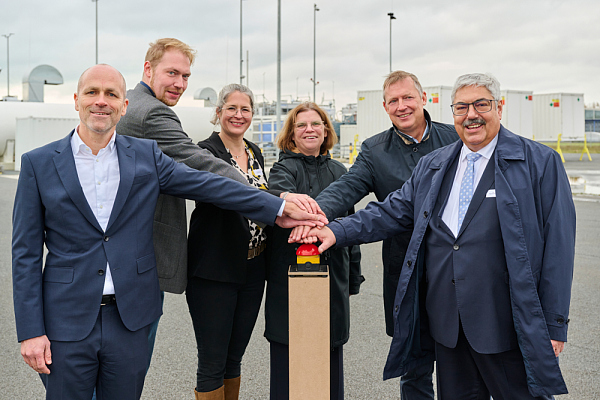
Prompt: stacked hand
<box><xmin>274</xmin><ymin>193</ymin><xmax>336</xmax><ymax>253</ymax></box>
<box><xmin>288</xmin><ymin>225</ymin><xmax>336</xmax><ymax>254</ymax></box>
<box><xmin>275</xmin><ymin>193</ymin><xmax>328</xmax><ymax>228</ymax></box>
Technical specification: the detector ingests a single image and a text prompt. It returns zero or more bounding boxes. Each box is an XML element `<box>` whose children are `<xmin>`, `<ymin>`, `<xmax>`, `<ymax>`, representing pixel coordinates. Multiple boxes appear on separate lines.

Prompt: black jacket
<box><xmin>316</xmin><ymin>110</ymin><xmax>458</xmax><ymax>335</ymax></box>
<box><xmin>265</xmin><ymin>150</ymin><xmax>363</xmax><ymax>347</ymax></box>
<box><xmin>187</xmin><ymin>132</ymin><xmax>280</xmax><ymax>284</ymax></box>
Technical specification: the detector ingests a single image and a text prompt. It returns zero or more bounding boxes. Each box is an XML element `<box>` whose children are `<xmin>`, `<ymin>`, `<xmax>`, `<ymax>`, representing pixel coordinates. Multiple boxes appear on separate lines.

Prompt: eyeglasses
<box><xmin>223</xmin><ymin>106</ymin><xmax>253</xmax><ymax>118</ymax></box>
<box><xmin>450</xmin><ymin>99</ymin><xmax>498</xmax><ymax>116</ymax></box>
<box><xmin>295</xmin><ymin>121</ymin><xmax>324</xmax><ymax>130</ymax></box>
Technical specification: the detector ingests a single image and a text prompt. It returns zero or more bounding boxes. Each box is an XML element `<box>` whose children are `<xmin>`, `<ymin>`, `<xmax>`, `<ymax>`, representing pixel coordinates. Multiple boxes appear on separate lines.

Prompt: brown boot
<box><xmin>223</xmin><ymin>376</ymin><xmax>241</xmax><ymax>400</ymax></box>
<box><xmin>194</xmin><ymin>386</ymin><xmax>224</xmax><ymax>400</ymax></box>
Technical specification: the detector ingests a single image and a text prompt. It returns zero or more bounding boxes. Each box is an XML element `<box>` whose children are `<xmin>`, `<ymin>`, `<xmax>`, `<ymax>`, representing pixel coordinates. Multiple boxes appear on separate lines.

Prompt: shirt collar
<box><xmin>140</xmin><ymin>81</ymin><xmax>156</xmax><ymax>98</ymax></box>
<box><xmin>459</xmin><ymin>133</ymin><xmax>498</xmax><ymax>162</ymax></box>
<box><xmin>72</xmin><ymin>125</ymin><xmax>117</xmax><ymax>156</ymax></box>
<box><xmin>394</xmin><ymin>121</ymin><xmax>430</xmax><ymax>145</ymax></box>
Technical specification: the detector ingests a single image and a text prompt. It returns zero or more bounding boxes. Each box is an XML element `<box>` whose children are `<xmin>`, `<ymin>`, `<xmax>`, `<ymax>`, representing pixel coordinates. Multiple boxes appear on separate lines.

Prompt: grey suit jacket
<box><xmin>117</xmin><ymin>83</ymin><xmax>250</xmax><ymax>294</ymax></box>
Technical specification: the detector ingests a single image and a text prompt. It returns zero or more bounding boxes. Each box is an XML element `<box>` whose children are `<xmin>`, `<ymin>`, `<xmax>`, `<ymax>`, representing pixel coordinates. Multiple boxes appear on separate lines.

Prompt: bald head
<box><xmin>74</xmin><ymin>64</ymin><xmax>129</xmax><ymax>151</ymax></box>
<box><xmin>77</xmin><ymin>64</ymin><xmax>126</xmax><ymax>96</ymax></box>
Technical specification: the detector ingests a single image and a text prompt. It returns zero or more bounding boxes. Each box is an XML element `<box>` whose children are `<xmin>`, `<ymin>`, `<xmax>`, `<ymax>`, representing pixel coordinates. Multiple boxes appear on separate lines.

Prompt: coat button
<box><xmin>452</xmin><ymin>279</ymin><xmax>455</xmax><ymax>285</ymax></box>
<box><xmin>423</xmin><ymin>211</ymin><xmax>428</xmax><ymax>218</ymax></box>
<box><xmin>412</xmin><ymin>147</ymin><xmax>419</xmax><ymax>152</ymax></box>
<box><xmin>453</xmin><ymin>244</ymin><xmax>459</xmax><ymax>250</ymax></box>
<box><xmin>395</xmin><ymin>305</ymin><xmax>399</xmax><ymax>312</ymax></box>
<box><xmin>104</xmin><ymin>236</ymin><xmax>109</xmax><ymax>242</ymax></box>
<box><xmin>407</xmin><ymin>260</ymin><xmax>412</xmax><ymax>267</ymax></box>
<box><xmin>557</xmin><ymin>318</ymin><xmax>564</xmax><ymax>324</ymax></box>
<box><xmin>98</xmin><ymin>270</ymin><xmax>104</xmax><ymax>276</ymax></box>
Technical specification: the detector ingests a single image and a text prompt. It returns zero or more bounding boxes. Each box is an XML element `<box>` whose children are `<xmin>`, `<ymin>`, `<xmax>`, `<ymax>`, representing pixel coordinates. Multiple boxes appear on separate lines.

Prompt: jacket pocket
<box><xmin>137</xmin><ymin>253</ymin><xmax>156</xmax><ymax>274</ymax></box>
<box><xmin>132</xmin><ymin>173</ymin><xmax>151</xmax><ymax>185</ymax></box>
<box><xmin>43</xmin><ymin>266</ymin><xmax>74</xmax><ymax>283</ymax></box>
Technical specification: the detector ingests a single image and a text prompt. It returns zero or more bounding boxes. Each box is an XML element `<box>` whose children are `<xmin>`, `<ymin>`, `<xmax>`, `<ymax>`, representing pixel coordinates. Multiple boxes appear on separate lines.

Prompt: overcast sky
<box><xmin>2</xmin><ymin>0</ymin><xmax>600</xmax><ymax>110</ymax></box>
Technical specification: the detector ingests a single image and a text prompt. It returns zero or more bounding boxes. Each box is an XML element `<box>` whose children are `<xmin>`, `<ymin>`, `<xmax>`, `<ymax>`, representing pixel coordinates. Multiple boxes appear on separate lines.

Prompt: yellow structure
<box><xmin>580</xmin><ymin>133</ymin><xmax>592</xmax><ymax>161</ymax></box>
<box><xmin>556</xmin><ymin>134</ymin><xmax>566</xmax><ymax>163</ymax></box>
<box><xmin>349</xmin><ymin>134</ymin><xmax>359</xmax><ymax>164</ymax></box>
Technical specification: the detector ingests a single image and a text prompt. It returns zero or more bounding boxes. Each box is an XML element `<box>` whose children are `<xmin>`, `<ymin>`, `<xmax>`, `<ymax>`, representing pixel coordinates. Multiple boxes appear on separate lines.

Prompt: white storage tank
<box><xmin>15</xmin><ymin>117</ymin><xmax>79</xmax><ymax>171</ymax></box>
<box><xmin>533</xmin><ymin>93</ymin><xmax>585</xmax><ymax>140</ymax></box>
<box><xmin>2</xmin><ymin>102</ymin><xmax>216</xmax><ymax>170</ymax></box>
<box><xmin>500</xmin><ymin>90</ymin><xmax>533</xmax><ymax>139</ymax></box>
<box><xmin>423</xmin><ymin>86</ymin><xmax>453</xmax><ymax>124</ymax></box>
<box><xmin>356</xmin><ymin>90</ymin><xmax>389</xmax><ymax>143</ymax></box>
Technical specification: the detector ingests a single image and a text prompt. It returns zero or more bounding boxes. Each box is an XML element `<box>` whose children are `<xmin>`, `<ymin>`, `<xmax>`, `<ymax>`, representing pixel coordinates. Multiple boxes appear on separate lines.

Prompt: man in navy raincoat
<box><xmin>301</xmin><ymin>73</ymin><xmax>576</xmax><ymax>398</ymax></box>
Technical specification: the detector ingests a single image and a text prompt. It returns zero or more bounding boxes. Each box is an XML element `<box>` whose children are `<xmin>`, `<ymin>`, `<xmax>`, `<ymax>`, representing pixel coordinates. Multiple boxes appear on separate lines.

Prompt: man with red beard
<box><xmin>116</xmin><ymin>38</ymin><xmax>319</xmax><ymax>379</ymax></box>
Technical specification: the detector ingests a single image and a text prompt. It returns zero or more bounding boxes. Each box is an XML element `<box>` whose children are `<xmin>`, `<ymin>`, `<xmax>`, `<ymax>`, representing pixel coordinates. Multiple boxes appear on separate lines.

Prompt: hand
<box><xmin>281</xmin><ymin>193</ymin><xmax>323</xmax><ymax>216</ymax></box>
<box><xmin>288</xmin><ymin>225</ymin><xmax>313</xmax><ymax>243</ymax></box>
<box><xmin>551</xmin><ymin>340</ymin><xmax>565</xmax><ymax>357</ymax></box>
<box><xmin>292</xmin><ymin>226</ymin><xmax>336</xmax><ymax>254</ymax></box>
<box><xmin>21</xmin><ymin>335</ymin><xmax>52</xmax><ymax>374</ymax></box>
<box><xmin>276</xmin><ymin>202</ymin><xmax>328</xmax><ymax>229</ymax></box>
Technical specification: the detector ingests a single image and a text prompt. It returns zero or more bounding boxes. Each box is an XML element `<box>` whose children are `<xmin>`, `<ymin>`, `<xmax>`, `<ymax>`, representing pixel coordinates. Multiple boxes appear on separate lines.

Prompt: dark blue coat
<box><xmin>316</xmin><ymin>110</ymin><xmax>458</xmax><ymax>335</ymax></box>
<box><xmin>329</xmin><ymin>126</ymin><xmax>576</xmax><ymax>397</ymax></box>
<box><xmin>12</xmin><ymin>132</ymin><xmax>283</xmax><ymax>343</ymax></box>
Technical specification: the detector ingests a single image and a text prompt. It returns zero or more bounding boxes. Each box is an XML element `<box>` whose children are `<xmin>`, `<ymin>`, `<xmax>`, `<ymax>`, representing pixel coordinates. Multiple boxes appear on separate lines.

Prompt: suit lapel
<box><xmin>434</xmin><ymin>152</ymin><xmax>460</xmax><ymax>237</ymax></box>
<box><xmin>106</xmin><ymin>135</ymin><xmax>135</xmax><ymax>232</ymax></box>
<box><xmin>424</xmin><ymin>141</ymin><xmax>462</xmax><ymax>235</ymax></box>
<box><xmin>457</xmin><ymin>151</ymin><xmax>496</xmax><ymax>237</ymax></box>
<box><xmin>53</xmin><ymin>131</ymin><xmax>103</xmax><ymax>232</ymax></box>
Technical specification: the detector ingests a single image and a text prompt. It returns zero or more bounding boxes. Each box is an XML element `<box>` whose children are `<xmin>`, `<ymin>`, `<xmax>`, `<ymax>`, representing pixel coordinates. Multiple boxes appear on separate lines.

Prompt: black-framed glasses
<box><xmin>450</xmin><ymin>99</ymin><xmax>498</xmax><ymax>116</ymax></box>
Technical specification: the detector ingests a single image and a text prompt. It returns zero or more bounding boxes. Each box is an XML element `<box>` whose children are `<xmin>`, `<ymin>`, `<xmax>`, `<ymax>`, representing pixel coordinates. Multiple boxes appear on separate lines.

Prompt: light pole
<box><xmin>2</xmin><ymin>33</ymin><xmax>14</xmax><ymax>97</ymax></box>
<box><xmin>313</xmin><ymin>4</ymin><xmax>319</xmax><ymax>103</ymax></box>
<box><xmin>388</xmin><ymin>12</ymin><xmax>396</xmax><ymax>73</ymax></box>
<box><xmin>92</xmin><ymin>0</ymin><xmax>98</xmax><ymax>64</ymax></box>
<box><xmin>240</xmin><ymin>0</ymin><xmax>247</xmax><ymax>85</ymax></box>
<box><xmin>276</xmin><ymin>0</ymin><xmax>282</xmax><ymax>143</ymax></box>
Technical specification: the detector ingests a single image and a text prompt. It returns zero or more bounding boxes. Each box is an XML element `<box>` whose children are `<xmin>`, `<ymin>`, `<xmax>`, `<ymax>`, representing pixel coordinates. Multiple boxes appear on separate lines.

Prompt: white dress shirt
<box><xmin>71</xmin><ymin>127</ymin><xmax>120</xmax><ymax>295</ymax></box>
<box><xmin>441</xmin><ymin>135</ymin><xmax>498</xmax><ymax>238</ymax></box>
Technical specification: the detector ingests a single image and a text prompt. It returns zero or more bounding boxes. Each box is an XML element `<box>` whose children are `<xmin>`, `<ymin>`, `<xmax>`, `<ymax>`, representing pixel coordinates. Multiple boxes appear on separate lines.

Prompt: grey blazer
<box><xmin>116</xmin><ymin>83</ymin><xmax>250</xmax><ymax>294</ymax></box>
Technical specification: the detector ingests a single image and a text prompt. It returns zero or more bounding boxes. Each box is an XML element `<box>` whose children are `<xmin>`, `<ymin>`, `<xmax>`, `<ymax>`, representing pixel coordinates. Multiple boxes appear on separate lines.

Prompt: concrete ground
<box><xmin>1</xmin><ymin>154</ymin><xmax>599</xmax><ymax>399</ymax></box>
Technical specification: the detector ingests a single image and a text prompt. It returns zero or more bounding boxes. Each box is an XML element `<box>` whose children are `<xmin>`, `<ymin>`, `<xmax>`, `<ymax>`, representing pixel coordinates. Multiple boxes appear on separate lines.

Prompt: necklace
<box><xmin>229</xmin><ymin>149</ymin><xmax>246</xmax><ymax>159</ymax></box>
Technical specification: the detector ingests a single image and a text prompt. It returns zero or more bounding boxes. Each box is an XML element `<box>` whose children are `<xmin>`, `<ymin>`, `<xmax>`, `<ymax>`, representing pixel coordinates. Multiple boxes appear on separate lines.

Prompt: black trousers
<box><xmin>186</xmin><ymin>252</ymin><xmax>266</xmax><ymax>392</ymax></box>
<box><xmin>435</xmin><ymin>323</ymin><xmax>554</xmax><ymax>400</ymax></box>
<box><xmin>269</xmin><ymin>340</ymin><xmax>344</xmax><ymax>400</ymax></box>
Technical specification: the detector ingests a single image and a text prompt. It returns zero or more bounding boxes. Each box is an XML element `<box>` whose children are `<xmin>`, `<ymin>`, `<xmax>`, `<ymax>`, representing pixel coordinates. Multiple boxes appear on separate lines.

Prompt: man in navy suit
<box><xmin>302</xmin><ymin>73</ymin><xmax>575</xmax><ymax>398</ymax></box>
<box><xmin>12</xmin><ymin>64</ymin><xmax>324</xmax><ymax>400</ymax></box>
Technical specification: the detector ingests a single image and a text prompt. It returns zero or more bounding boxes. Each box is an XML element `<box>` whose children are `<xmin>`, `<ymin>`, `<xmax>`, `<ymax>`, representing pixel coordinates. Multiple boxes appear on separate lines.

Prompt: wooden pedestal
<box><xmin>288</xmin><ymin>263</ymin><xmax>330</xmax><ymax>400</ymax></box>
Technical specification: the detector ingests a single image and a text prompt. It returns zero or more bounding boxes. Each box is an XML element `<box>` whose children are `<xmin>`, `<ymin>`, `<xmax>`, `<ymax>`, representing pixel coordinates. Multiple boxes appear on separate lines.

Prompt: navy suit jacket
<box><xmin>12</xmin><ymin>131</ymin><xmax>282</xmax><ymax>343</ymax></box>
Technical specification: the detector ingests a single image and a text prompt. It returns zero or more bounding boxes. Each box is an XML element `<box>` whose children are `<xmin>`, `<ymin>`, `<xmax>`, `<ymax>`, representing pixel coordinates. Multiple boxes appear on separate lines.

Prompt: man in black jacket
<box><xmin>315</xmin><ymin>71</ymin><xmax>458</xmax><ymax>399</ymax></box>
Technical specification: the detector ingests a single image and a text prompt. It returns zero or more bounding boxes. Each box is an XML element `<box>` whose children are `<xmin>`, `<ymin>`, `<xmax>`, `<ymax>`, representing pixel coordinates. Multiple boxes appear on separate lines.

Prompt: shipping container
<box><xmin>500</xmin><ymin>90</ymin><xmax>533</xmax><ymax>139</ymax></box>
<box><xmin>533</xmin><ymin>93</ymin><xmax>585</xmax><ymax>140</ymax></box>
<box><xmin>423</xmin><ymin>86</ymin><xmax>453</xmax><ymax>124</ymax></box>
<box><xmin>356</xmin><ymin>90</ymin><xmax>389</xmax><ymax>143</ymax></box>
<box><xmin>340</xmin><ymin>124</ymin><xmax>358</xmax><ymax>148</ymax></box>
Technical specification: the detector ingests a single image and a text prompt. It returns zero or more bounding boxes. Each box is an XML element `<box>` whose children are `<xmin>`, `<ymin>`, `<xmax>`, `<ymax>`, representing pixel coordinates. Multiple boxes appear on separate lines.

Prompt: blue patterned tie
<box><xmin>458</xmin><ymin>153</ymin><xmax>482</xmax><ymax>231</ymax></box>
